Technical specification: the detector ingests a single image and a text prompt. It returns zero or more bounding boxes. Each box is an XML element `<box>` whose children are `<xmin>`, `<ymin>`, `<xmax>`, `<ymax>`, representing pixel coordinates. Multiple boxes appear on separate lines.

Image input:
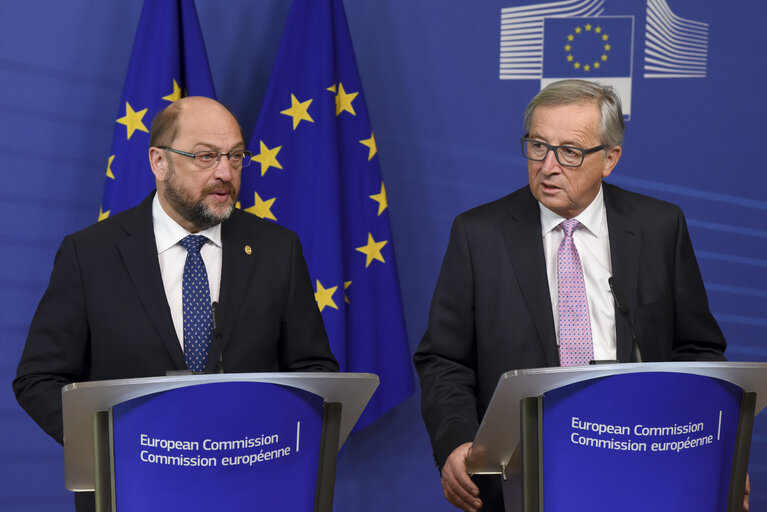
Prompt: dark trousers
<box><xmin>475</xmin><ymin>474</ymin><xmax>505</xmax><ymax>511</ymax></box>
<box><xmin>74</xmin><ymin>491</ymin><xmax>95</xmax><ymax>512</ymax></box>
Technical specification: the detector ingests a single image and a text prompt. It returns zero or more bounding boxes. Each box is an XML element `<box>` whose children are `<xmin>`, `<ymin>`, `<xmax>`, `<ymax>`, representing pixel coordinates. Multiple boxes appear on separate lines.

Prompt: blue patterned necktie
<box><xmin>179</xmin><ymin>235</ymin><xmax>213</xmax><ymax>372</ymax></box>
<box><xmin>557</xmin><ymin>219</ymin><xmax>594</xmax><ymax>366</ymax></box>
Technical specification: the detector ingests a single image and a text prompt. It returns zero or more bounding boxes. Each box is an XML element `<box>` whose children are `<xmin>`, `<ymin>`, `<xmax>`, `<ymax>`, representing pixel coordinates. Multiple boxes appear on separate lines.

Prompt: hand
<box><xmin>441</xmin><ymin>442</ymin><xmax>482</xmax><ymax>511</ymax></box>
<box><xmin>743</xmin><ymin>473</ymin><xmax>750</xmax><ymax>512</ymax></box>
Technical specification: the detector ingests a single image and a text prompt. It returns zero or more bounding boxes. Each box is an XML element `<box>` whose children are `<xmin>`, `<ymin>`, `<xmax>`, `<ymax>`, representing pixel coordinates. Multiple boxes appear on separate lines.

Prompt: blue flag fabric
<box><xmin>242</xmin><ymin>0</ymin><xmax>414</xmax><ymax>428</ymax></box>
<box><xmin>99</xmin><ymin>0</ymin><xmax>215</xmax><ymax>219</ymax></box>
<box><xmin>543</xmin><ymin>16</ymin><xmax>633</xmax><ymax>79</ymax></box>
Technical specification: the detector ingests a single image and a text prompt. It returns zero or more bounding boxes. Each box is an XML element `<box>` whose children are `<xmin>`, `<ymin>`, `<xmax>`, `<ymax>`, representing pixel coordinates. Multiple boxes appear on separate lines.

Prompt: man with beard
<box><xmin>13</xmin><ymin>97</ymin><xmax>338</xmax><ymax>512</ymax></box>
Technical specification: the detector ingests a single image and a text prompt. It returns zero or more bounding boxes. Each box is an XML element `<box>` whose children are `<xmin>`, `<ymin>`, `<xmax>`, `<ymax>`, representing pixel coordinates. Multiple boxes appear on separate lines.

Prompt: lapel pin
<box><xmin>244</xmin><ymin>245</ymin><xmax>252</xmax><ymax>255</ymax></box>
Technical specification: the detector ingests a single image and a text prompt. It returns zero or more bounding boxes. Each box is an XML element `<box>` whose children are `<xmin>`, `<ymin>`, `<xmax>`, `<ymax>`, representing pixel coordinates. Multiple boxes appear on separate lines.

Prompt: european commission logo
<box><xmin>499</xmin><ymin>0</ymin><xmax>710</xmax><ymax>119</ymax></box>
<box><xmin>541</xmin><ymin>16</ymin><xmax>634</xmax><ymax>117</ymax></box>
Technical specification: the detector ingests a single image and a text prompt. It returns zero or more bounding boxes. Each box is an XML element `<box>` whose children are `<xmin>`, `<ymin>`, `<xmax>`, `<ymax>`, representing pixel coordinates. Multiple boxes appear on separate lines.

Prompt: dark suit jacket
<box><xmin>14</xmin><ymin>193</ymin><xmax>338</xmax><ymax>445</ymax></box>
<box><xmin>413</xmin><ymin>183</ymin><xmax>726</xmax><ymax>497</ymax></box>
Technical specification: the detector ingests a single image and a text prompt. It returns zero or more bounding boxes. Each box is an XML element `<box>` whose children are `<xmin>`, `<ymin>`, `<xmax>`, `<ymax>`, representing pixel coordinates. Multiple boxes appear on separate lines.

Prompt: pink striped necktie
<box><xmin>557</xmin><ymin>218</ymin><xmax>594</xmax><ymax>366</ymax></box>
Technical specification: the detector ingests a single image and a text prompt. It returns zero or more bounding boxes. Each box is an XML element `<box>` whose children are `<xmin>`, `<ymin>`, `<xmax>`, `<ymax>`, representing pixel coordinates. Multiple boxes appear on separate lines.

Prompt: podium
<box><xmin>466</xmin><ymin>362</ymin><xmax>767</xmax><ymax>512</ymax></box>
<box><xmin>62</xmin><ymin>372</ymin><xmax>378</xmax><ymax>511</ymax></box>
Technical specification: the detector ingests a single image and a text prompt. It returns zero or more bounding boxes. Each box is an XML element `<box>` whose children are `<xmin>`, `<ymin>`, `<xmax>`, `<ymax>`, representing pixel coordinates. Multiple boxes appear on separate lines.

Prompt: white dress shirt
<box><xmin>539</xmin><ymin>185</ymin><xmax>617</xmax><ymax>361</ymax></box>
<box><xmin>152</xmin><ymin>194</ymin><xmax>223</xmax><ymax>349</ymax></box>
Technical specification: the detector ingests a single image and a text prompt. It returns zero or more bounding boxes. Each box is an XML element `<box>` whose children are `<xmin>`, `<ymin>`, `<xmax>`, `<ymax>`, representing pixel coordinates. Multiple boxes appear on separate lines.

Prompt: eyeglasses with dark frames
<box><xmin>520</xmin><ymin>137</ymin><xmax>603</xmax><ymax>168</ymax></box>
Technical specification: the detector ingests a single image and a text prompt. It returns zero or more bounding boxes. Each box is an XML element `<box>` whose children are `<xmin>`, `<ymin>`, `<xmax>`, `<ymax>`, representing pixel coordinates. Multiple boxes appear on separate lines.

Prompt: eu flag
<box><xmin>99</xmin><ymin>0</ymin><xmax>215</xmax><ymax>220</ymax></box>
<box><xmin>242</xmin><ymin>0</ymin><xmax>414</xmax><ymax>428</ymax></box>
<box><xmin>541</xmin><ymin>16</ymin><xmax>635</xmax><ymax>118</ymax></box>
<box><xmin>542</xmin><ymin>16</ymin><xmax>633</xmax><ymax>79</ymax></box>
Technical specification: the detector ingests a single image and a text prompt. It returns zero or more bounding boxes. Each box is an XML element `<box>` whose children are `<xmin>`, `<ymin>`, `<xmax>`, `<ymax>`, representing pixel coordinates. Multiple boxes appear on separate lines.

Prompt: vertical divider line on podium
<box><xmin>315</xmin><ymin>402</ymin><xmax>342</xmax><ymax>512</ymax></box>
<box><xmin>93</xmin><ymin>409</ymin><xmax>114</xmax><ymax>512</ymax></box>
<box><xmin>727</xmin><ymin>391</ymin><xmax>756</xmax><ymax>512</ymax></box>
<box><xmin>520</xmin><ymin>396</ymin><xmax>543</xmax><ymax>512</ymax></box>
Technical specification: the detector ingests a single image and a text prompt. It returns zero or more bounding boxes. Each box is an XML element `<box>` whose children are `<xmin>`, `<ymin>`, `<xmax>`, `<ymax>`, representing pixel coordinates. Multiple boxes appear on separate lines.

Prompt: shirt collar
<box><xmin>539</xmin><ymin>183</ymin><xmax>605</xmax><ymax>238</ymax></box>
<box><xmin>152</xmin><ymin>193</ymin><xmax>222</xmax><ymax>254</ymax></box>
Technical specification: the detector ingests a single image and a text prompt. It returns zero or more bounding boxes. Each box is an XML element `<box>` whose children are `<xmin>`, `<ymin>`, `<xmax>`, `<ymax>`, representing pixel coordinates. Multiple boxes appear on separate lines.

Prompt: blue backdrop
<box><xmin>1</xmin><ymin>0</ymin><xmax>765</xmax><ymax>510</ymax></box>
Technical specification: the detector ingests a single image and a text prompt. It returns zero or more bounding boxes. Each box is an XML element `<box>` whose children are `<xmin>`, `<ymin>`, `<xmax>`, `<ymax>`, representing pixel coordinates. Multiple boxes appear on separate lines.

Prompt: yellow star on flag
<box><xmin>334</xmin><ymin>82</ymin><xmax>358</xmax><ymax>116</ymax></box>
<box><xmin>585</xmin><ymin>24</ymin><xmax>592</xmax><ymax>31</ymax></box>
<box><xmin>98</xmin><ymin>206</ymin><xmax>110</xmax><ymax>222</ymax></box>
<box><xmin>315</xmin><ymin>280</ymin><xmax>339</xmax><ymax>312</ymax></box>
<box><xmin>162</xmin><ymin>79</ymin><xmax>182</xmax><ymax>103</ymax></box>
<box><xmin>245</xmin><ymin>191</ymin><xmax>277</xmax><ymax>221</ymax></box>
<box><xmin>344</xmin><ymin>281</ymin><xmax>352</xmax><ymax>304</ymax></box>
<box><xmin>106</xmin><ymin>154</ymin><xmax>115</xmax><ymax>179</ymax></box>
<box><xmin>575</xmin><ymin>26</ymin><xmax>582</xmax><ymax>34</ymax></box>
<box><xmin>356</xmin><ymin>233</ymin><xmax>387</xmax><ymax>267</ymax></box>
<box><xmin>281</xmin><ymin>93</ymin><xmax>314</xmax><ymax>130</ymax></box>
<box><xmin>116</xmin><ymin>102</ymin><xmax>149</xmax><ymax>140</ymax></box>
<box><xmin>369</xmin><ymin>182</ymin><xmax>388</xmax><ymax>215</ymax></box>
<box><xmin>253</xmin><ymin>140</ymin><xmax>283</xmax><ymax>176</ymax></box>
<box><xmin>360</xmin><ymin>132</ymin><xmax>377</xmax><ymax>160</ymax></box>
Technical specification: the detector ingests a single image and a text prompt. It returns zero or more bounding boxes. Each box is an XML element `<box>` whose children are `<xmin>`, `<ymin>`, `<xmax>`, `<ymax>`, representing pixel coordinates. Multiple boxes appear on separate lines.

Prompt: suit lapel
<box><xmin>117</xmin><ymin>194</ymin><xmax>186</xmax><ymax>370</ymax></box>
<box><xmin>603</xmin><ymin>184</ymin><xmax>641</xmax><ymax>363</ymax></box>
<box><xmin>216</xmin><ymin>212</ymin><xmax>257</xmax><ymax>357</ymax></box>
<box><xmin>502</xmin><ymin>188</ymin><xmax>559</xmax><ymax>366</ymax></box>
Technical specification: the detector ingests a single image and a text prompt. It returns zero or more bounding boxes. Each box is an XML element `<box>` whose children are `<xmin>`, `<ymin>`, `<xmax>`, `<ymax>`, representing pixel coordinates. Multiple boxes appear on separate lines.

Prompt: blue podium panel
<box><xmin>111</xmin><ymin>382</ymin><xmax>324</xmax><ymax>511</ymax></box>
<box><xmin>542</xmin><ymin>372</ymin><xmax>742</xmax><ymax>512</ymax></box>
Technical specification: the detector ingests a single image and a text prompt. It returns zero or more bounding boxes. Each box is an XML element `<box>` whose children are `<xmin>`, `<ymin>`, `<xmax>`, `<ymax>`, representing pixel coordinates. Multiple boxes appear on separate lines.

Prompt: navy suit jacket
<box><xmin>414</xmin><ymin>183</ymin><xmax>726</xmax><ymax>478</ymax></box>
<box><xmin>14</xmin><ymin>193</ymin><xmax>338</xmax><ymax>444</ymax></box>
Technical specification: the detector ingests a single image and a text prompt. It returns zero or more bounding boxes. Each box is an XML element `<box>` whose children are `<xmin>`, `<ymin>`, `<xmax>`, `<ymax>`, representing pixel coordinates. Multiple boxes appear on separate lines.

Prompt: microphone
<box><xmin>608</xmin><ymin>276</ymin><xmax>642</xmax><ymax>363</ymax></box>
<box><xmin>211</xmin><ymin>301</ymin><xmax>224</xmax><ymax>374</ymax></box>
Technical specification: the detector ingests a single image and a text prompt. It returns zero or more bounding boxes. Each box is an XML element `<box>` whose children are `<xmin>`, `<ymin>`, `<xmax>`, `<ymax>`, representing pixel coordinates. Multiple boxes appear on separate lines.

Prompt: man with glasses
<box><xmin>14</xmin><ymin>96</ymin><xmax>338</xmax><ymax>512</ymax></box>
<box><xmin>414</xmin><ymin>80</ymin><xmax>730</xmax><ymax>511</ymax></box>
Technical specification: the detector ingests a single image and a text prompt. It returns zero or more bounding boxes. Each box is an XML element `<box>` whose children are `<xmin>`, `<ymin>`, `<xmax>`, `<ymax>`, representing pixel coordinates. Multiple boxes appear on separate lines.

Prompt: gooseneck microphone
<box><xmin>608</xmin><ymin>276</ymin><xmax>642</xmax><ymax>363</ymax></box>
<box><xmin>166</xmin><ymin>303</ymin><xmax>225</xmax><ymax>376</ymax></box>
<box><xmin>211</xmin><ymin>301</ymin><xmax>224</xmax><ymax>374</ymax></box>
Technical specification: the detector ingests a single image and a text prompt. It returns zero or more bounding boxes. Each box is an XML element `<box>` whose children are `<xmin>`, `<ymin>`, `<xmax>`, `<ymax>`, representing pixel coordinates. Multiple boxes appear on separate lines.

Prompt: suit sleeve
<box><xmin>414</xmin><ymin>215</ymin><xmax>480</xmax><ymax>470</ymax></box>
<box><xmin>670</xmin><ymin>209</ymin><xmax>727</xmax><ymax>361</ymax></box>
<box><xmin>13</xmin><ymin>235</ymin><xmax>90</xmax><ymax>444</ymax></box>
<box><xmin>279</xmin><ymin>232</ymin><xmax>339</xmax><ymax>372</ymax></box>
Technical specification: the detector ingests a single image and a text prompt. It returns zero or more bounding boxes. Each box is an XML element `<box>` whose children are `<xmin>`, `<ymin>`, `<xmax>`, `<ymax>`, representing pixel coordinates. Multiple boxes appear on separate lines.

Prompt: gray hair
<box><xmin>523</xmin><ymin>79</ymin><xmax>625</xmax><ymax>148</ymax></box>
